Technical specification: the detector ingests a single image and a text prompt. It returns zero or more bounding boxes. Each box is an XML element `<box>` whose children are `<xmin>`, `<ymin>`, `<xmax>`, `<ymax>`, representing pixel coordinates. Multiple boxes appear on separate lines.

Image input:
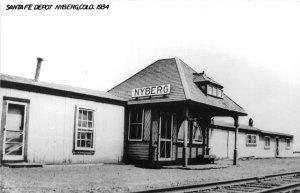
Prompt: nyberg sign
<box><xmin>132</xmin><ymin>84</ymin><xmax>171</xmax><ymax>98</ymax></box>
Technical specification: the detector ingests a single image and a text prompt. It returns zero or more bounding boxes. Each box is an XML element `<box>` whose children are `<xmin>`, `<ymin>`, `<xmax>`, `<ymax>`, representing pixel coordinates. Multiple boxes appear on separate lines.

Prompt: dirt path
<box><xmin>1</xmin><ymin>157</ymin><xmax>300</xmax><ymax>193</ymax></box>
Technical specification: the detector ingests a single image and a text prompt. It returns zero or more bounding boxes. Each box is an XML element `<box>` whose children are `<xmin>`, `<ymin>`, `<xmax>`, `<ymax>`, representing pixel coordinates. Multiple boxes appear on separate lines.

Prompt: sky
<box><xmin>1</xmin><ymin>0</ymin><xmax>300</xmax><ymax>150</ymax></box>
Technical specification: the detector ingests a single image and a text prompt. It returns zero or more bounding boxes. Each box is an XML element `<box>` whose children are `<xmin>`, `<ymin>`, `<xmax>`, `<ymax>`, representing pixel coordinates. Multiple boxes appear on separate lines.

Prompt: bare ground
<box><xmin>1</xmin><ymin>157</ymin><xmax>300</xmax><ymax>193</ymax></box>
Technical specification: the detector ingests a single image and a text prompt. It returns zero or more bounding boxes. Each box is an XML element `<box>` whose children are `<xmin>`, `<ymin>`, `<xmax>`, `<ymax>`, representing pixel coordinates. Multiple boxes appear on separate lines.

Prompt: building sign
<box><xmin>132</xmin><ymin>84</ymin><xmax>171</xmax><ymax>98</ymax></box>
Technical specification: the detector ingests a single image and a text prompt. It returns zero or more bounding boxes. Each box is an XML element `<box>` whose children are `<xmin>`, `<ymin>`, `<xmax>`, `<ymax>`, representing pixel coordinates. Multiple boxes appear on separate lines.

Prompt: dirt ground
<box><xmin>1</xmin><ymin>157</ymin><xmax>300</xmax><ymax>193</ymax></box>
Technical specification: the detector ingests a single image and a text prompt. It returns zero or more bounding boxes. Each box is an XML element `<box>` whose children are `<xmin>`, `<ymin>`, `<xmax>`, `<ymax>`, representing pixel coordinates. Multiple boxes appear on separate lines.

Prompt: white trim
<box><xmin>246</xmin><ymin>134</ymin><xmax>257</xmax><ymax>146</ymax></box>
<box><xmin>74</xmin><ymin>105</ymin><xmax>96</xmax><ymax>151</ymax></box>
<box><xmin>264</xmin><ymin>136</ymin><xmax>271</xmax><ymax>149</ymax></box>
<box><xmin>128</xmin><ymin>108</ymin><xmax>144</xmax><ymax>141</ymax></box>
<box><xmin>3</xmin><ymin>101</ymin><xmax>27</xmax><ymax>161</ymax></box>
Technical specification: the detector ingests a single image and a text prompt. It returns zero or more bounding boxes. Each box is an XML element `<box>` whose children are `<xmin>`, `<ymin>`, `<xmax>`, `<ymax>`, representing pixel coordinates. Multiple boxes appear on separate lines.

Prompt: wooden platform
<box><xmin>2</xmin><ymin>162</ymin><xmax>43</xmax><ymax>168</ymax></box>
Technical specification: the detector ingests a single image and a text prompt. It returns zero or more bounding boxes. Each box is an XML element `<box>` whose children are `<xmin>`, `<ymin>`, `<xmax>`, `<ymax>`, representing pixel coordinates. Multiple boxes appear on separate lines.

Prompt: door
<box><xmin>275</xmin><ymin>137</ymin><xmax>279</xmax><ymax>157</ymax></box>
<box><xmin>2</xmin><ymin>101</ymin><xmax>27</xmax><ymax>161</ymax></box>
<box><xmin>158</xmin><ymin>113</ymin><xmax>172</xmax><ymax>160</ymax></box>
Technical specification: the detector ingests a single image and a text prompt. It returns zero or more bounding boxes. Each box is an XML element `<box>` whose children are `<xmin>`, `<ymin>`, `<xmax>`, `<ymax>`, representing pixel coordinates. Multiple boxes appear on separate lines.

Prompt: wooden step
<box><xmin>2</xmin><ymin>162</ymin><xmax>43</xmax><ymax>168</ymax></box>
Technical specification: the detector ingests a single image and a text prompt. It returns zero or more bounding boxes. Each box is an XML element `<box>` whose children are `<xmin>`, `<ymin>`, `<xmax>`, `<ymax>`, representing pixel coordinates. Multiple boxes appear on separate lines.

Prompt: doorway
<box><xmin>2</xmin><ymin>101</ymin><xmax>27</xmax><ymax>161</ymax></box>
<box><xmin>158</xmin><ymin>113</ymin><xmax>172</xmax><ymax>160</ymax></box>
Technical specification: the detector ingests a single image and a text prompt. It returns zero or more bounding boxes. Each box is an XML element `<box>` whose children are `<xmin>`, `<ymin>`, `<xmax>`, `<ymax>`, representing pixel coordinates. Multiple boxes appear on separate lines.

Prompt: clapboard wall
<box><xmin>0</xmin><ymin>87</ymin><xmax>125</xmax><ymax>164</ymax></box>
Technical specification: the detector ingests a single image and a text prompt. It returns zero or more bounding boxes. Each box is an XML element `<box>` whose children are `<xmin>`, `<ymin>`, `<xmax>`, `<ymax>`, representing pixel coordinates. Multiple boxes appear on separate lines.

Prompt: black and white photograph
<box><xmin>1</xmin><ymin>0</ymin><xmax>300</xmax><ymax>192</ymax></box>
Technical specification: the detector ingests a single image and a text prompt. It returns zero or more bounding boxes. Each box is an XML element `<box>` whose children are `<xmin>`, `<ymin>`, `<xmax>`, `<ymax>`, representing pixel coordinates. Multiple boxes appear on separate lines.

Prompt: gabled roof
<box><xmin>108</xmin><ymin>57</ymin><xmax>247</xmax><ymax>115</ymax></box>
<box><xmin>1</xmin><ymin>73</ymin><xmax>126</xmax><ymax>105</ymax></box>
<box><xmin>212</xmin><ymin>121</ymin><xmax>294</xmax><ymax>138</ymax></box>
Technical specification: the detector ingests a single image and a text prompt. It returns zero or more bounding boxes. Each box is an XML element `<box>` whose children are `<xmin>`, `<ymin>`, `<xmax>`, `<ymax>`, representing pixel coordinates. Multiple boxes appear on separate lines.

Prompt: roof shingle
<box><xmin>109</xmin><ymin>57</ymin><xmax>247</xmax><ymax>115</ymax></box>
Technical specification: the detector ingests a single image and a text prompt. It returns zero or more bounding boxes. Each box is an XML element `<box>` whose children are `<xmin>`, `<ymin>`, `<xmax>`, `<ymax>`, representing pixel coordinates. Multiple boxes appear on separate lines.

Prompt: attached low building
<box><xmin>210</xmin><ymin>120</ymin><xmax>294</xmax><ymax>159</ymax></box>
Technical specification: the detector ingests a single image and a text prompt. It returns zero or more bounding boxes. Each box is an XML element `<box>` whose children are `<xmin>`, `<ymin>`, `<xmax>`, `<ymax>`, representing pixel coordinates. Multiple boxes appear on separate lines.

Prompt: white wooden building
<box><xmin>0</xmin><ymin>73</ymin><xmax>126</xmax><ymax>165</ymax></box>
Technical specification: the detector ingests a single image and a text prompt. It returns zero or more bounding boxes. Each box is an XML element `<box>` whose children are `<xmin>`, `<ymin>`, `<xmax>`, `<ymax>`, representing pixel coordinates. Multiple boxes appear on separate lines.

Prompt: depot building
<box><xmin>0</xmin><ymin>57</ymin><xmax>294</xmax><ymax>166</ymax></box>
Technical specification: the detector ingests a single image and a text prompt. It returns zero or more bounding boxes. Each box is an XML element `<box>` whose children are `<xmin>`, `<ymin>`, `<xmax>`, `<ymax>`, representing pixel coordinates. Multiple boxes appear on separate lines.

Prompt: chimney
<box><xmin>249</xmin><ymin>118</ymin><xmax>253</xmax><ymax>127</ymax></box>
<box><xmin>34</xmin><ymin>57</ymin><xmax>43</xmax><ymax>81</ymax></box>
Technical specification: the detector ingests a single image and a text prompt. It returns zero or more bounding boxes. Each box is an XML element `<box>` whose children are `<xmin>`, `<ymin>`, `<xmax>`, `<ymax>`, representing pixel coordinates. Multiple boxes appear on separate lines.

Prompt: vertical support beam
<box><xmin>202</xmin><ymin>121</ymin><xmax>206</xmax><ymax>156</ymax></box>
<box><xmin>205</xmin><ymin>117</ymin><xmax>211</xmax><ymax>155</ymax></box>
<box><xmin>233</xmin><ymin>116</ymin><xmax>239</xmax><ymax>165</ymax></box>
<box><xmin>206</xmin><ymin>126</ymin><xmax>210</xmax><ymax>155</ymax></box>
<box><xmin>183</xmin><ymin>106</ymin><xmax>189</xmax><ymax>167</ymax></box>
<box><xmin>149</xmin><ymin>108</ymin><xmax>154</xmax><ymax>163</ymax></box>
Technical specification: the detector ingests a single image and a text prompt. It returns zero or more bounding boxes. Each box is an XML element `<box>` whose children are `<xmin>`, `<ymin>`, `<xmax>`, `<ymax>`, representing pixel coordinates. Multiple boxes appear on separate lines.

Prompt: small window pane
<box><xmin>79</xmin><ymin>110</ymin><xmax>83</xmax><ymax>120</ymax></box>
<box><xmin>81</xmin><ymin>140</ymin><xmax>86</xmax><ymax>147</ymax></box>
<box><xmin>207</xmin><ymin>85</ymin><xmax>212</xmax><ymax>95</ymax></box>
<box><xmin>212</xmin><ymin>87</ymin><xmax>217</xmax><ymax>96</ymax></box>
<box><xmin>82</xmin><ymin>121</ymin><xmax>87</xmax><ymax>127</ymax></box>
<box><xmin>88</xmin><ymin>111</ymin><xmax>93</xmax><ymax>121</ymax></box>
<box><xmin>217</xmin><ymin>89</ymin><xmax>222</xmax><ymax>97</ymax></box>
<box><xmin>88</xmin><ymin>122</ymin><xmax>93</xmax><ymax>128</ymax></box>
<box><xmin>83</xmin><ymin>111</ymin><xmax>88</xmax><ymax>120</ymax></box>
<box><xmin>86</xmin><ymin>141</ymin><xmax>91</xmax><ymax>148</ymax></box>
<box><xmin>78</xmin><ymin>120</ymin><xmax>82</xmax><ymax>127</ymax></box>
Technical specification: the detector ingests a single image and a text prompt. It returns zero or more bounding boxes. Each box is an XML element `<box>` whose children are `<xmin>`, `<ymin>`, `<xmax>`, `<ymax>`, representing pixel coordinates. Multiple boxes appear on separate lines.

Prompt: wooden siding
<box><xmin>143</xmin><ymin>108</ymin><xmax>151</xmax><ymax>141</ymax></box>
<box><xmin>0</xmin><ymin>88</ymin><xmax>125</xmax><ymax>164</ymax></box>
<box><xmin>127</xmin><ymin>142</ymin><xmax>149</xmax><ymax>160</ymax></box>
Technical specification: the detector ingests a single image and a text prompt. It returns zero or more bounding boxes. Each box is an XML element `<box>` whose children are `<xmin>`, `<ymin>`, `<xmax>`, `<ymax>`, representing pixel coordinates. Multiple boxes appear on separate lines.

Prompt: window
<box><xmin>212</xmin><ymin>87</ymin><xmax>217</xmax><ymax>96</ymax></box>
<box><xmin>265</xmin><ymin>136</ymin><xmax>270</xmax><ymax>149</ymax></box>
<box><xmin>207</xmin><ymin>85</ymin><xmax>213</xmax><ymax>95</ymax></box>
<box><xmin>128</xmin><ymin>108</ymin><xmax>143</xmax><ymax>141</ymax></box>
<box><xmin>75</xmin><ymin>107</ymin><xmax>95</xmax><ymax>151</ymax></box>
<box><xmin>177</xmin><ymin>121</ymin><xmax>203</xmax><ymax>143</ymax></box>
<box><xmin>217</xmin><ymin>89</ymin><xmax>222</xmax><ymax>98</ymax></box>
<box><xmin>246</xmin><ymin>134</ymin><xmax>257</xmax><ymax>145</ymax></box>
<box><xmin>286</xmin><ymin>138</ymin><xmax>291</xmax><ymax>149</ymax></box>
<box><xmin>191</xmin><ymin>121</ymin><xmax>203</xmax><ymax>143</ymax></box>
<box><xmin>207</xmin><ymin>84</ymin><xmax>223</xmax><ymax>98</ymax></box>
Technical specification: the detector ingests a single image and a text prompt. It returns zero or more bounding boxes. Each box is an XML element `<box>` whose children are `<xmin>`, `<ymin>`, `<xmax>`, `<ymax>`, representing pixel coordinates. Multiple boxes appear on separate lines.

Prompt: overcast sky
<box><xmin>1</xmin><ymin>0</ymin><xmax>300</xmax><ymax>150</ymax></box>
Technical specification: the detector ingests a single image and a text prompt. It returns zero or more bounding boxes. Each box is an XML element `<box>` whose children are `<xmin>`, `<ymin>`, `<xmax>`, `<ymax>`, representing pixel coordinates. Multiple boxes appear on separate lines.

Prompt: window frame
<box><xmin>206</xmin><ymin>84</ymin><xmax>223</xmax><ymax>98</ymax></box>
<box><xmin>264</xmin><ymin>136</ymin><xmax>270</xmax><ymax>149</ymax></box>
<box><xmin>177</xmin><ymin>121</ymin><xmax>203</xmax><ymax>144</ymax></box>
<box><xmin>246</xmin><ymin>134</ymin><xmax>257</xmax><ymax>146</ymax></box>
<box><xmin>74</xmin><ymin>106</ymin><xmax>96</xmax><ymax>152</ymax></box>
<box><xmin>128</xmin><ymin>108</ymin><xmax>144</xmax><ymax>141</ymax></box>
<box><xmin>191</xmin><ymin>121</ymin><xmax>203</xmax><ymax>144</ymax></box>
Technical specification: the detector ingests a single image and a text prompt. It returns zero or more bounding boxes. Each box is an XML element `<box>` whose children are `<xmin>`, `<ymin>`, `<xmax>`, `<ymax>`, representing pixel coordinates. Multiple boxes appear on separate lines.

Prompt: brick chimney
<box><xmin>34</xmin><ymin>57</ymin><xmax>43</xmax><ymax>81</ymax></box>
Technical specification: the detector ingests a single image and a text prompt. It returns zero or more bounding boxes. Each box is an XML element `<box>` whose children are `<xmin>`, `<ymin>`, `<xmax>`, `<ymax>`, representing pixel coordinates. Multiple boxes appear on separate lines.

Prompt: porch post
<box><xmin>233</xmin><ymin>116</ymin><xmax>239</xmax><ymax>165</ymax></box>
<box><xmin>183</xmin><ymin>106</ymin><xmax>189</xmax><ymax>167</ymax></box>
<box><xmin>205</xmin><ymin>117</ymin><xmax>211</xmax><ymax>155</ymax></box>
